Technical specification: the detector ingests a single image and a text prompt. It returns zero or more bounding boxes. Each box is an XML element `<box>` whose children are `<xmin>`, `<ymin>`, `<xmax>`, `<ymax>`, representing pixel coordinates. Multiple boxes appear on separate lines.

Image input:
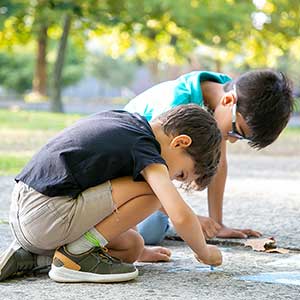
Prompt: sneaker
<box><xmin>49</xmin><ymin>246</ymin><xmax>138</xmax><ymax>283</ymax></box>
<box><xmin>0</xmin><ymin>240</ymin><xmax>37</xmax><ymax>281</ymax></box>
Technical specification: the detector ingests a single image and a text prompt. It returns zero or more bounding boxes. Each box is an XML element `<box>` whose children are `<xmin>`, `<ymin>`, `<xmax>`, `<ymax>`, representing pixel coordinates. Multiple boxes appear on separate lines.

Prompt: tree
<box><xmin>50</xmin><ymin>13</ymin><xmax>71</xmax><ymax>112</ymax></box>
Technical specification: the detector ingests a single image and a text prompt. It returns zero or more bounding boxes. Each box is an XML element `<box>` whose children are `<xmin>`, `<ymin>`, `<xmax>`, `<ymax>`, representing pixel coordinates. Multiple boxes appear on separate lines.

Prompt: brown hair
<box><xmin>156</xmin><ymin>104</ymin><xmax>222</xmax><ymax>189</ymax></box>
<box><xmin>224</xmin><ymin>69</ymin><xmax>294</xmax><ymax>149</ymax></box>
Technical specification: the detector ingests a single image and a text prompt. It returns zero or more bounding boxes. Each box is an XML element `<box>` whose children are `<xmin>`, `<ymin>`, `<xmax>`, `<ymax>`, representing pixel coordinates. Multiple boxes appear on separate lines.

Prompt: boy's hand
<box><xmin>195</xmin><ymin>245</ymin><xmax>222</xmax><ymax>266</ymax></box>
<box><xmin>138</xmin><ymin>246</ymin><xmax>172</xmax><ymax>262</ymax></box>
<box><xmin>198</xmin><ymin>216</ymin><xmax>222</xmax><ymax>239</ymax></box>
<box><xmin>216</xmin><ymin>225</ymin><xmax>262</xmax><ymax>239</ymax></box>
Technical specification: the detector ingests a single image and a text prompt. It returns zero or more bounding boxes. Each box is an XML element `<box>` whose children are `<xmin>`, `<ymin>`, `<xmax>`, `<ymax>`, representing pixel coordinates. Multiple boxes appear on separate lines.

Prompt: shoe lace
<box><xmin>95</xmin><ymin>247</ymin><xmax>121</xmax><ymax>264</ymax></box>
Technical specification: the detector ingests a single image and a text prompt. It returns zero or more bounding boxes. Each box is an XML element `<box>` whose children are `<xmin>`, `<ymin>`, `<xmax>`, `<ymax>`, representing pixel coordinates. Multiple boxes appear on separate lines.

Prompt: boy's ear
<box><xmin>170</xmin><ymin>134</ymin><xmax>192</xmax><ymax>149</ymax></box>
<box><xmin>220</xmin><ymin>91</ymin><xmax>236</xmax><ymax>107</ymax></box>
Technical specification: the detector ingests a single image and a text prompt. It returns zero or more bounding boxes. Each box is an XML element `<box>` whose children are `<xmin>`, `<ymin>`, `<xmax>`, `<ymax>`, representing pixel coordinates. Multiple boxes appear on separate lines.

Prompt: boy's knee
<box><xmin>126</xmin><ymin>230</ymin><xmax>145</xmax><ymax>263</ymax></box>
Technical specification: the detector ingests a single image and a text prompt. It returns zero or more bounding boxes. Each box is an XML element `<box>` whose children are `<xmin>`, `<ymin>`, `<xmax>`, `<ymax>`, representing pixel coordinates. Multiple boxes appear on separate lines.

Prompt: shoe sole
<box><xmin>0</xmin><ymin>240</ymin><xmax>22</xmax><ymax>280</ymax></box>
<box><xmin>49</xmin><ymin>264</ymin><xmax>139</xmax><ymax>283</ymax></box>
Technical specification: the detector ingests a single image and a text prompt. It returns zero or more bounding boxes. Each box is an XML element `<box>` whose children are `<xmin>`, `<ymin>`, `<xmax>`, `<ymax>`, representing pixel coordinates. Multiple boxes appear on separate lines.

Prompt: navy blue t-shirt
<box><xmin>16</xmin><ymin>110</ymin><xmax>166</xmax><ymax>198</ymax></box>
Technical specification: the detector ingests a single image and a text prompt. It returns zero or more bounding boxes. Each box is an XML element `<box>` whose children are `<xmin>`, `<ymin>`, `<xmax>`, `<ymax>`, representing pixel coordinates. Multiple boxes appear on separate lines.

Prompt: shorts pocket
<box><xmin>20</xmin><ymin>204</ymin><xmax>50</xmax><ymax>226</ymax></box>
<box><xmin>20</xmin><ymin>201</ymin><xmax>71</xmax><ymax>250</ymax></box>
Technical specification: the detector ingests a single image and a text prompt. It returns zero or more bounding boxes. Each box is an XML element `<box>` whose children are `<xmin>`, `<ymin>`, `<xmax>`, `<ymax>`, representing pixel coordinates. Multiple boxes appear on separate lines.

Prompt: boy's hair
<box><xmin>156</xmin><ymin>104</ymin><xmax>222</xmax><ymax>189</ymax></box>
<box><xmin>224</xmin><ymin>69</ymin><xmax>294</xmax><ymax>149</ymax></box>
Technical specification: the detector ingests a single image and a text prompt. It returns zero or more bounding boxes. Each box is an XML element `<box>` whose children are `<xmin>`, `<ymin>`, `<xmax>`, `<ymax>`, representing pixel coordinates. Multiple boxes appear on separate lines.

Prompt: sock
<box><xmin>66</xmin><ymin>228</ymin><xmax>108</xmax><ymax>255</ymax></box>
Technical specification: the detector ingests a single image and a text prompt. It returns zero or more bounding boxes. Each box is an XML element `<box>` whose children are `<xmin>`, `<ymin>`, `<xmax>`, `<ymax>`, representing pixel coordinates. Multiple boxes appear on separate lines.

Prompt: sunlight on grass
<box><xmin>0</xmin><ymin>154</ymin><xmax>32</xmax><ymax>176</ymax></box>
<box><xmin>0</xmin><ymin>109</ymin><xmax>83</xmax><ymax>175</ymax></box>
<box><xmin>282</xmin><ymin>126</ymin><xmax>300</xmax><ymax>135</ymax></box>
<box><xmin>0</xmin><ymin>109</ymin><xmax>81</xmax><ymax>131</ymax></box>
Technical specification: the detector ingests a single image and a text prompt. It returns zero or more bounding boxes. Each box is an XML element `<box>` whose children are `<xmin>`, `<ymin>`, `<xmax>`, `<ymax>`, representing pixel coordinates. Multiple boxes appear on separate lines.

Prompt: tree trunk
<box><xmin>148</xmin><ymin>60</ymin><xmax>160</xmax><ymax>84</ymax></box>
<box><xmin>32</xmin><ymin>24</ymin><xmax>48</xmax><ymax>96</ymax></box>
<box><xmin>50</xmin><ymin>14</ymin><xmax>72</xmax><ymax>113</ymax></box>
<box><xmin>215</xmin><ymin>59</ymin><xmax>222</xmax><ymax>73</ymax></box>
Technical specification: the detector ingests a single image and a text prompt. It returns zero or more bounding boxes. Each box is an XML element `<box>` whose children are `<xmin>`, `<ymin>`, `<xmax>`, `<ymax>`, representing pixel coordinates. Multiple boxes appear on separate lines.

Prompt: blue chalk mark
<box><xmin>166</xmin><ymin>265</ymin><xmax>217</xmax><ymax>273</ymax></box>
<box><xmin>237</xmin><ymin>272</ymin><xmax>300</xmax><ymax>286</ymax></box>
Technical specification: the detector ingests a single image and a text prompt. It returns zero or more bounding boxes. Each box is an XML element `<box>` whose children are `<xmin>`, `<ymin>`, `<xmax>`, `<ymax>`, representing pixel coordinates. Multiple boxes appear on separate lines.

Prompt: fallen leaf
<box><xmin>244</xmin><ymin>237</ymin><xmax>276</xmax><ymax>252</ymax></box>
<box><xmin>265</xmin><ymin>248</ymin><xmax>289</xmax><ymax>254</ymax></box>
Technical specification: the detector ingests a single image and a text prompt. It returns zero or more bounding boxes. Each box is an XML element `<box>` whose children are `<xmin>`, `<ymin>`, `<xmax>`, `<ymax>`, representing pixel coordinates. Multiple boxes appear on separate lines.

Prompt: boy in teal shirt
<box><xmin>125</xmin><ymin>69</ymin><xmax>294</xmax><ymax>250</ymax></box>
<box><xmin>125</xmin><ymin>71</ymin><xmax>231</xmax><ymax>120</ymax></box>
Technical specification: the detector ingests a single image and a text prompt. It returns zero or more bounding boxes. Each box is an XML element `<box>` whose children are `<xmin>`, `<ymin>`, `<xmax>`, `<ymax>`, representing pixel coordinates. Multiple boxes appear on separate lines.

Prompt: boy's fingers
<box><xmin>240</xmin><ymin>229</ymin><xmax>262</xmax><ymax>237</ymax></box>
<box><xmin>155</xmin><ymin>251</ymin><xmax>171</xmax><ymax>262</ymax></box>
<box><xmin>200</xmin><ymin>217</ymin><xmax>221</xmax><ymax>238</ymax></box>
<box><xmin>232</xmin><ymin>231</ymin><xmax>248</xmax><ymax>239</ymax></box>
<box><xmin>159</xmin><ymin>248</ymin><xmax>172</xmax><ymax>257</ymax></box>
<box><xmin>154</xmin><ymin>246</ymin><xmax>172</xmax><ymax>257</ymax></box>
<box><xmin>217</xmin><ymin>228</ymin><xmax>247</xmax><ymax>239</ymax></box>
<box><xmin>204</xmin><ymin>228</ymin><xmax>218</xmax><ymax>239</ymax></box>
<box><xmin>159</xmin><ymin>254</ymin><xmax>171</xmax><ymax>262</ymax></box>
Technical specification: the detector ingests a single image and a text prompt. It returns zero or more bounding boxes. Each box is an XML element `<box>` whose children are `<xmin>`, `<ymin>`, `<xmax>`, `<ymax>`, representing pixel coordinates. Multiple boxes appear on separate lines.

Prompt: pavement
<box><xmin>0</xmin><ymin>140</ymin><xmax>300</xmax><ymax>299</ymax></box>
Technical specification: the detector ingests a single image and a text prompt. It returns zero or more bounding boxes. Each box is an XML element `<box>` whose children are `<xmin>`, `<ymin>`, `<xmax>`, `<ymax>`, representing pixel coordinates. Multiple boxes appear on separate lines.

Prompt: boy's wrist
<box><xmin>194</xmin><ymin>246</ymin><xmax>210</xmax><ymax>263</ymax></box>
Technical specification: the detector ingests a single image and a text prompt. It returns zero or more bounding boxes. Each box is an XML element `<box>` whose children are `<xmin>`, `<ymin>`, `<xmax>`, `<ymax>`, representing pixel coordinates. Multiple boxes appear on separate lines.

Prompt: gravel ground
<box><xmin>0</xmin><ymin>142</ymin><xmax>299</xmax><ymax>299</ymax></box>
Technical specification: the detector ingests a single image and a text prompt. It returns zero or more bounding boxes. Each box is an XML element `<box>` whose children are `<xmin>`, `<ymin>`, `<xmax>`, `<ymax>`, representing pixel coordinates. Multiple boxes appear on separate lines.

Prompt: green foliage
<box><xmin>0</xmin><ymin>38</ymin><xmax>85</xmax><ymax>94</ymax></box>
<box><xmin>88</xmin><ymin>54</ymin><xmax>138</xmax><ymax>88</ymax></box>
<box><xmin>48</xmin><ymin>38</ymin><xmax>86</xmax><ymax>88</ymax></box>
<box><xmin>0</xmin><ymin>50</ymin><xmax>34</xmax><ymax>93</ymax></box>
<box><xmin>1</xmin><ymin>0</ymin><xmax>300</xmax><ymax>96</ymax></box>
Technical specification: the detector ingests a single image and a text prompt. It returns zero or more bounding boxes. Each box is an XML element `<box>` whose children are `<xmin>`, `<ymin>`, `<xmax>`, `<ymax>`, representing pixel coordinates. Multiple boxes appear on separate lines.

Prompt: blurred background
<box><xmin>0</xmin><ymin>0</ymin><xmax>299</xmax><ymax>175</ymax></box>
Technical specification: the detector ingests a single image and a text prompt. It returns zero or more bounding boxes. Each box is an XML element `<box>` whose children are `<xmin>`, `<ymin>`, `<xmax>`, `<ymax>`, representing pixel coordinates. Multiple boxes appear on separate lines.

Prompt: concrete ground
<box><xmin>0</xmin><ymin>141</ymin><xmax>300</xmax><ymax>299</ymax></box>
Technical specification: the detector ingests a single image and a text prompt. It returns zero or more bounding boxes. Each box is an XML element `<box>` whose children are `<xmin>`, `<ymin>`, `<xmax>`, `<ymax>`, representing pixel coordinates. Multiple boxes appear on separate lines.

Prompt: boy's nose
<box><xmin>227</xmin><ymin>136</ymin><xmax>239</xmax><ymax>144</ymax></box>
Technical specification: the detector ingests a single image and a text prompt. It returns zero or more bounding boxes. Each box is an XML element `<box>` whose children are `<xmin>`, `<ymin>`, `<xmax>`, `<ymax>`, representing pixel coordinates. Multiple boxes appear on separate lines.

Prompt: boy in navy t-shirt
<box><xmin>0</xmin><ymin>104</ymin><xmax>222</xmax><ymax>283</ymax></box>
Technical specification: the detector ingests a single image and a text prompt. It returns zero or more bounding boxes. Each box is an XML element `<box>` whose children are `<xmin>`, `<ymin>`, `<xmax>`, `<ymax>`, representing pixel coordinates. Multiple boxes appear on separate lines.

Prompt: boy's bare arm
<box><xmin>142</xmin><ymin>163</ymin><xmax>222</xmax><ymax>266</ymax></box>
<box><xmin>207</xmin><ymin>140</ymin><xmax>261</xmax><ymax>238</ymax></box>
<box><xmin>207</xmin><ymin>140</ymin><xmax>227</xmax><ymax>224</ymax></box>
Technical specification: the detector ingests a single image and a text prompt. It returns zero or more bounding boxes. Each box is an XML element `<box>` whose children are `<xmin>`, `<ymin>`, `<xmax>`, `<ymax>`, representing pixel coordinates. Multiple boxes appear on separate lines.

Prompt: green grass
<box><xmin>0</xmin><ymin>109</ymin><xmax>82</xmax><ymax>175</ymax></box>
<box><xmin>0</xmin><ymin>108</ymin><xmax>81</xmax><ymax>131</ymax></box>
<box><xmin>282</xmin><ymin>126</ymin><xmax>300</xmax><ymax>135</ymax></box>
<box><xmin>294</xmin><ymin>98</ymin><xmax>300</xmax><ymax>113</ymax></box>
<box><xmin>0</xmin><ymin>154</ymin><xmax>32</xmax><ymax>176</ymax></box>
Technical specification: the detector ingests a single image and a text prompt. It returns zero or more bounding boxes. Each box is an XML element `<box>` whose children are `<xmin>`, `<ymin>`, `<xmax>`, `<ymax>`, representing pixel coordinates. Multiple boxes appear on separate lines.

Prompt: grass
<box><xmin>0</xmin><ymin>154</ymin><xmax>32</xmax><ymax>176</ymax></box>
<box><xmin>0</xmin><ymin>108</ymin><xmax>299</xmax><ymax>175</ymax></box>
<box><xmin>0</xmin><ymin>108</ymin><xmax>82</xmax><ymax>175</ymax></box>
<box><xmin>0</xmin><ymin>108</ymin><xmax>81</xmax><ymax>131</ymax></box>
<box><xmin>294</xmin><ymin>97</ymin><xmax>300</xmax><ymax>113</ymax></box>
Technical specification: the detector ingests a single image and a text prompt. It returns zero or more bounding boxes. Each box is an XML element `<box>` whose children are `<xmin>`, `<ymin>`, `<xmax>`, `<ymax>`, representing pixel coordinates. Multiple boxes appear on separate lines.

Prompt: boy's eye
<box><xmin>178</xmin><ymin>172</ymin><xmax>186</xmax><ymax>181</ymax></box>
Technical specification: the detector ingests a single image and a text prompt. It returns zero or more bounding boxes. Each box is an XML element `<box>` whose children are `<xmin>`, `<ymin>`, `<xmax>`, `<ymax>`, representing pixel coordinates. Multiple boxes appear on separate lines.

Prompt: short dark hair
<box><xmin>156</xmin><ymin>104</ymin><xmax>222</xmax><ymax>189</ymax></box>
<box><xmin>224</xmin><ymin>69</ymin><xmax>294</xmax><ymax>149</ymax></box>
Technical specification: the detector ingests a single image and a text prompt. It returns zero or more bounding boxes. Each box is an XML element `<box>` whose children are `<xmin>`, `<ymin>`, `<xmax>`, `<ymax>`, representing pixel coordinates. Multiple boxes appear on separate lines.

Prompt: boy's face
<box><xmin>214</xmin><ymin>91</ymin><xmax>252</xmax><ymax>143</ymax></box>
<box><xmin>161</xmin><ymin>135</ymin><xmax>196</xmax><ymax>184</ymax></box>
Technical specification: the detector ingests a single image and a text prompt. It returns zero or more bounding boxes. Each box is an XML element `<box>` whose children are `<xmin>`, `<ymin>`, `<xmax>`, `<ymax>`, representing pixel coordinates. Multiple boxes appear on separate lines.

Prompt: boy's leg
<box><xmin>0</xmin><ymin>183</ymin><xmax>53</xmax><ymax>281</ymax></box>
<box><xmin>137</xmin><ymin>211</ymin><xmax>170</xmax><ymax>245</ymax></box>
<box><xmin>105</xmin><ymin>229</ymin><xmax>144</xmax><ymax>263</ymax></box>
<box><xmin>50</xmin><ymin>177</ymin><xmax>162</xmax><ymax>282</ymax></box>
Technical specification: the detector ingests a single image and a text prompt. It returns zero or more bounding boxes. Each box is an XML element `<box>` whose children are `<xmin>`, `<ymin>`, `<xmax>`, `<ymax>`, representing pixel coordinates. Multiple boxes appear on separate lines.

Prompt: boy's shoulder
<box><xmin>177</xmin><ymin>70</ymin><xmax>232</xmax><ymax>85</ymax></box>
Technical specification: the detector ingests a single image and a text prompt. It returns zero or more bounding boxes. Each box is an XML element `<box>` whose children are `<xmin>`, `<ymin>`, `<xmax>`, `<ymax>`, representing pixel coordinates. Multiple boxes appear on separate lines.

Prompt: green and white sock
<box><xmin>67</xmin><ymin>228</ymin><xmax>108</xmax><ymax>255</ymax></box>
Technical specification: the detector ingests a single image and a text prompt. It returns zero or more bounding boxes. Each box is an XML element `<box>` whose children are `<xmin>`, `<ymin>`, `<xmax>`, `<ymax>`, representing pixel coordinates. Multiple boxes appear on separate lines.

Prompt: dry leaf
<box><xmin>265</xmin><ymin>248</ymin><xmax>289</xmax><ymax>254</ymax></box>
<box><xmin>244</xmin><ymin>237</ymin><xmax>276</xmax><ymax>252</ymax></box>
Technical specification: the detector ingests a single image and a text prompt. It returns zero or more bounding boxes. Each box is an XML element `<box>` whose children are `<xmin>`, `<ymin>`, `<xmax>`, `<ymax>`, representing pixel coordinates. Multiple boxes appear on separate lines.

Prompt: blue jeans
<box><xmin>137</xmin><ymin>211</ymin><xmax>170</xmax><ymax>245</ymax></box>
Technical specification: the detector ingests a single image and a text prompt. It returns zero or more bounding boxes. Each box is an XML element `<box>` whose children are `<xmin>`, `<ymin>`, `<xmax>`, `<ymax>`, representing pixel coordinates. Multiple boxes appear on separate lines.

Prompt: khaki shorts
<box><xmin>10</xmin><ymin>181</ymin><xmax>114</xmax><ymax>255</ymax></box>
